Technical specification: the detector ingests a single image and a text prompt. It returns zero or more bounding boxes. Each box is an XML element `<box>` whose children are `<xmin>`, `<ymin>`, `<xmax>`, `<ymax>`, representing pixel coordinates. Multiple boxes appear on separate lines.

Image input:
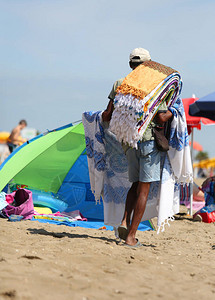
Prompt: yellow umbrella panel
<box><xmin>193</xmin><ymin>157</ymin><xmax>215</xmax><ymax>169</ymax></box>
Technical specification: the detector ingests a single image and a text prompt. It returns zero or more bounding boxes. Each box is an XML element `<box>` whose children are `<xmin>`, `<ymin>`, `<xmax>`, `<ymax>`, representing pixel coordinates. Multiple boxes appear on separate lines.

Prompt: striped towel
<box><xmin>109</xmin><ymin>60</ymin><xmax>182</xmax><ymax>148</ymax></box>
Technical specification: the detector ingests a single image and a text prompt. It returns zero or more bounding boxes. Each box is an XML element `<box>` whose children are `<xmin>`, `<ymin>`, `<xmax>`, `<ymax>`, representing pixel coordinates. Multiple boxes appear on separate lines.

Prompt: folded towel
<box><xmin>109</xmin><ymin>60</ymin><xmax>182</xmax><ymax>148</ymax></box>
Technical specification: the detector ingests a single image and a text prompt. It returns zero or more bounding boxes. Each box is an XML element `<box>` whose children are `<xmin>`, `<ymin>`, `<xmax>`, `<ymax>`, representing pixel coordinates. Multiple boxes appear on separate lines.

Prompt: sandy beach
<box><xmin>0</xmin><ymin>207</ymin><xmax>215</xmax><ymax>300</ymax></box>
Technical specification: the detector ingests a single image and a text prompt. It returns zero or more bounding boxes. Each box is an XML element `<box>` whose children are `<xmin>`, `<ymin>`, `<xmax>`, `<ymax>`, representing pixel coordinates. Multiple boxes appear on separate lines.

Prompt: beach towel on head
<box><xmin>109</xmin><ymin>60</ymin><xmax>182</xmax><ymax>149</ymax></box>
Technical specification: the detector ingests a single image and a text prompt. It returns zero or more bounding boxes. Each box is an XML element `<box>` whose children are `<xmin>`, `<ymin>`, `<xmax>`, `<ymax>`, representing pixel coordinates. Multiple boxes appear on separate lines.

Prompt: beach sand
<box><xmin>0</xmin><ymin>208</ymin><xmax>215</xmax><ymax>300</ymax></box>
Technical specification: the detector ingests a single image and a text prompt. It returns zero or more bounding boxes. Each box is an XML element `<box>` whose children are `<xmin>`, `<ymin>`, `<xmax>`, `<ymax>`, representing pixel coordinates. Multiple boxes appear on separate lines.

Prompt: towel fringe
<box><xmin>157</xmin><ymin>216</ymin><xmax>175</xmax><ymax>234</ymax></box>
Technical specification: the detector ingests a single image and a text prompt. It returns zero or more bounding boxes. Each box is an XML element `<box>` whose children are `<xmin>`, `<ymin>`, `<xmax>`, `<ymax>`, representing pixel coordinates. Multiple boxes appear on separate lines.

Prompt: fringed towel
<box><xmin>157</xmin><ymin>98</ymin><xmax>193</xmax><ymax>232</ymax></box>
<box><xmin>82</xmin><ymin>101</ymin><xmax>192</xmax><ymax>233</ymax></box>
<box><xmin>109</xmin><ymin>60</ymin><xmax>182</xmax><ymax>148</ymax></box>
<box><xmin>168</xmin><ymin>97</ymin><xmax>193</xmax><ymax>184</ymax></box>
<box><xmin>82</xmin><ymin>111</ymin><xmax>106</xmax><ymax>202</ymax></box>
<box><xmin>82</xmin><ymin>111</ymin><xmax>131</xmax><ymax>227</ymax></box>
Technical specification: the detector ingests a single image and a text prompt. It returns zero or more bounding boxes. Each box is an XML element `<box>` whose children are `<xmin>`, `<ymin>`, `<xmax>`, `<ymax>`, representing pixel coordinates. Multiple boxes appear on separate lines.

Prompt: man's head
<box><xmin>129</xmin><ymin>47</ymin><xmax>151</xmax><ymax>69</ymax></box>
<box><xmin>19</xmin><ymin>120</ymin><xmax>27</xmax><ymax>129</ymax></box>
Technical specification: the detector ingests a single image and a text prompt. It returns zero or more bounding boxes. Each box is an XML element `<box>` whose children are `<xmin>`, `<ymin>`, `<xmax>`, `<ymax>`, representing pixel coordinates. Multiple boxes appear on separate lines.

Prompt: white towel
<box><xmin>82</xmin><ymin>111</ymin><xmax>106</xmax><ymax>202</ymax></box>
<box><xmin>82</xmin><ymin>100</ymin><xmax>193</xmax><ymax>233</ymax></box>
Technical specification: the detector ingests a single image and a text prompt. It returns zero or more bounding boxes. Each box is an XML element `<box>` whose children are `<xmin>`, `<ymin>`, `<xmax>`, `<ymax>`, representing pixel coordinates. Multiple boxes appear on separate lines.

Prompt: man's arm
<box><xmin>102</xmin><ymin>78</ymin><xmax>124</xmax><ymax>122</ymax></box>
<box><xmin>102</xmin><ymin>99</ymin><xmax>114</xmax><ymax>122</ymax></box>
<box><xmin>156</xmin><ymin>110</ymin><xmax>173</xmax><ymax>125</ymax></box>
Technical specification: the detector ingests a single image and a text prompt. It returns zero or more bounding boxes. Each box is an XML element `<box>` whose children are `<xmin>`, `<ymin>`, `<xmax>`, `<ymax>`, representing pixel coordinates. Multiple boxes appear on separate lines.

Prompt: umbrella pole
<box><xmin>189</xmin><ymin>129</ymin><xmax>194</xmax><ymax>216</ymax></box>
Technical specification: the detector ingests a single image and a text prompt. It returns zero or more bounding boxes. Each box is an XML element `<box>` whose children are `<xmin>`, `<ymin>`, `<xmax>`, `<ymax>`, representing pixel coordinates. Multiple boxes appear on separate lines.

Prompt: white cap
<box><xmin>129</xmin><ymin>47</ymin><xmax>151</xmax><ymax>62</ymax></box>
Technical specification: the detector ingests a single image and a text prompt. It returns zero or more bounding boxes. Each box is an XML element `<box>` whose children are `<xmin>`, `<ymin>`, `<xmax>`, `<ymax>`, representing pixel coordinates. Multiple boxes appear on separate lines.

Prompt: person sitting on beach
<box><xmin>201</xmin><ymin>175</ymin><xmax>215</xmax><ymax>200</ymax></box>
<box><xmin>193</xmin><ymin>182</ymin><xmax>205</xmax><ymax>202</ymax></box>
<box><xmin>202</xmin><ymin>175</ymin><xmax>215</xmax><ymax>190</ymax></box>
<box><xmin>7</xmin><ymin>120</ymin><xmax>27</xmax><ymax>153</ymax></box>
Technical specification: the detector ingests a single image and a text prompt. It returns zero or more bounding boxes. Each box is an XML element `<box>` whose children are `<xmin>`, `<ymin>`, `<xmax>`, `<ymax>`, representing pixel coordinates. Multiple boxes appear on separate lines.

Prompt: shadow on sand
<box><xmin>27</xmin><ymin>227</ymin><xmax>116</xmax><ymax>243</ymax></box>
<box><xmin>174</xmin><ymin>212</ymin><xmax>196</xmax><ymax>222</ymax></box>
<box><xmin>27</xmin><ymin>227</ymin><xmax>156</xmax><ymax>248</ymax></box>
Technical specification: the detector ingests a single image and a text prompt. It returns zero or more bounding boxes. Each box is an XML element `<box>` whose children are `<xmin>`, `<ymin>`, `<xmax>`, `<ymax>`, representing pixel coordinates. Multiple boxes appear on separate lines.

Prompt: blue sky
<box><xmin>1</xmin><ymin>0</ymin><xmax>215</xmax><ymax>157</ymax></box>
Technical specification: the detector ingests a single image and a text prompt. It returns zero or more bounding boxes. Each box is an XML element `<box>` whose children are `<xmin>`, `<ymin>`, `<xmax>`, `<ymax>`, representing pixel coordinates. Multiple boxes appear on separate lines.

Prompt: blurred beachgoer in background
<box><xmin>202</xmin><ymin>175</ymin><xmax>215</xmax><ymax>195</ymax></box>
<box><xmin>7</xmin><ymin>120</ymin><xmax>27</xmax><ymax>153</ymax></box>
<box><xmin>193</xmin><ymin>182</ymin><xmax>205</xmax><ymax>201</ymax></box>
<box><xmin>197</xmin><ymin>167</ymin><xmax>207</xmax><ymax>178</ymax></box>
<box><xmin>193</xmin><ymin>175</ymin><xmax>215</xmax><ymax>222</ymax></box>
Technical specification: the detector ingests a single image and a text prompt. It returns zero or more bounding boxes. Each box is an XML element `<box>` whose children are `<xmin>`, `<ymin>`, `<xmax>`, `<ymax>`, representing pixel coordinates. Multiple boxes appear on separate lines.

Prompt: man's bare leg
<box><xmin>125</xmin><ymin>182</ymin><xmax>151</xmax><ymax>246</ymax></box>
<box><xmin>121</xmin><ymin>182</ymin><xmax>138</xmax><ymax>229</ymax></box>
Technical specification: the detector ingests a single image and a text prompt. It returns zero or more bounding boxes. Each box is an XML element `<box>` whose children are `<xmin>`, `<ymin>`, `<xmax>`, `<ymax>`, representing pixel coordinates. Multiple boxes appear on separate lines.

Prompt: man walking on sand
<box><xmin>7</xmin><ymin>120</ymin><xmax>27</xmax><ymax>153</ymax></box>
<box><xmin>102</xmin><ymin>48</ymin><xmax>173</xmax><ymax>248</ymax></box>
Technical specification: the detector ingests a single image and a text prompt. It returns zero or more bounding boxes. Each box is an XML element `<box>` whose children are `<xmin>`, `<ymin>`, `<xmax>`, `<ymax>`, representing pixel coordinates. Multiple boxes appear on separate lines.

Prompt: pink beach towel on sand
<box><xmin>3</xmin><ymin>189</ymin><xmax>34</xmax><ymax>220</ymax></box>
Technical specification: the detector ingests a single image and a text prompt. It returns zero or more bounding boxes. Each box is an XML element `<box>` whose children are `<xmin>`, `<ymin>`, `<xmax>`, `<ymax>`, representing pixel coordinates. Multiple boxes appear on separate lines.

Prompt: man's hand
<box><xmin>156</xmin><ymin>110</ymin><xmax>173</xmax><ymax>125</ymax></box>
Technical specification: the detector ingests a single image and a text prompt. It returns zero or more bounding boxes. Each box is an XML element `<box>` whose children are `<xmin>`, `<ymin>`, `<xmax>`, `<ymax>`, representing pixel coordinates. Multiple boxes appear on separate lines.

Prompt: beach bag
<box><xmin>2</xmin><ymin>189</ymin><xmax>34</xmax><ymax>220</ymax></box>
<box><xmin>153</xmin><ymin>126</ymin><xmax>169</xmax><ymax>152</ymax></box>
<box><xmin>194</xmin><ymin>210</ymin><xmax>215</xmax><ymax>223</ymax></box>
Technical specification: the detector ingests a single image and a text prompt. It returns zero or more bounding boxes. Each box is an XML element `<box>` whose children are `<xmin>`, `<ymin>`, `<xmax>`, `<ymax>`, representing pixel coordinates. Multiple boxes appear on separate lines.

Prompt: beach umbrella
<box><xmin>182</xmin><ymin>97</ymin><xmax>215</xmax><ymax>215</ymax></box>
<box><xmin>182</xmin><ymin>97</ymin><xmax>215</xmax><ymax>159</ymax></box>
<box><xmin>0</xmin><ymin>121</ymin><xmax>153</xmax><ymax>231</ymax></box>
<box><xmin>189</xmin><ymin>91</ymin><xmax>215</xmax><ymax>121</ymax></box>
<box><xmin>193</xmin><ymin>157</ymin><xmax>215</xmax><ymax>169</ymax></box>
<box><xmin>183</xmin><ymin>97</ymin><xmax>215</xmax><ymax>131</ymax></box>
<box><xmin>0</xmin><ymin>122</ymin><xmax>86</xmax><ymax>195</ymax></box>
<box><xmin>0</xmin><ymin>122</ymin><xmax>99</xmax><ymax>214</ymax></box>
